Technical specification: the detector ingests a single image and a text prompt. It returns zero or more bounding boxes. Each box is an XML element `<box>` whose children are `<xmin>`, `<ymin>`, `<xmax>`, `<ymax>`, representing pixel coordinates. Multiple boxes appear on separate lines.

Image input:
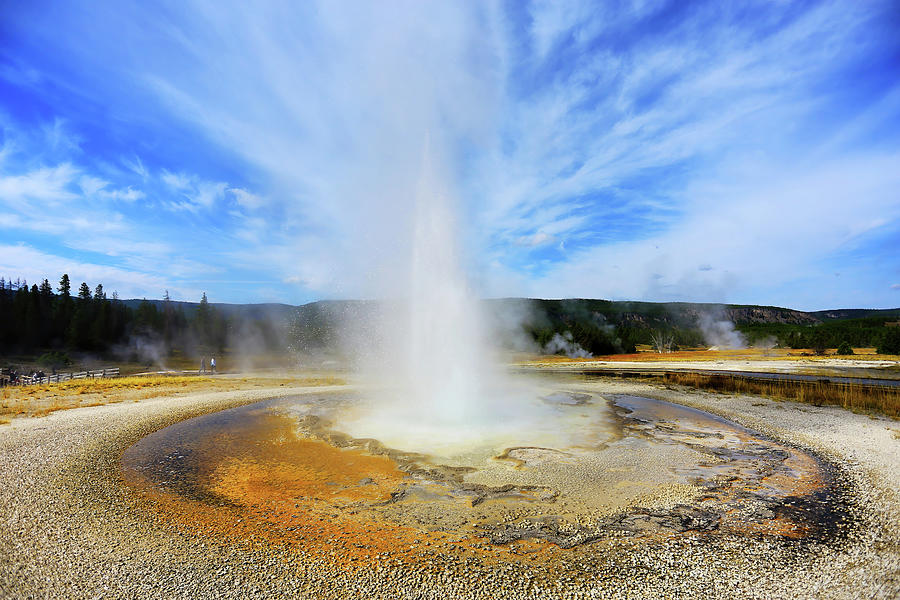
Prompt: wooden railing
<box><xmin>5</xmin><ymin>367</ymin><xmax>120</xmax><ymax>386</ymax></box>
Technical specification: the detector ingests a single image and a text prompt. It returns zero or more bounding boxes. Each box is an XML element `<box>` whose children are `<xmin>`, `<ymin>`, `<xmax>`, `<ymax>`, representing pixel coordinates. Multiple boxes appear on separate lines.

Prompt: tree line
<box><xmin>0</xmin><ymin>275</ymin><xmax>228</xmax><ymax>360</ymax></box>
<box><xmin>520</xmin><ymin>299</ymin><xmax>900</xmax><ymax>356</ymax></box>
<box><xmin>738</xmin><ymin>317</ymin><xmax>900</xmax><ymax>355</ymax></box>
<box><xmin>5</xmin><ymin>279</ymin><xmax>898</xmax><ymax>362</ymax></box>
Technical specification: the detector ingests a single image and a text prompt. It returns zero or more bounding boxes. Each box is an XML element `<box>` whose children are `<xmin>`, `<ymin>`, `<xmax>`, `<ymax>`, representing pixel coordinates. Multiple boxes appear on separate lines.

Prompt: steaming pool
<box><xmin>121</xmin><ymin>378</ymin><xmax>854</xmax><ymax>575</ymax></box>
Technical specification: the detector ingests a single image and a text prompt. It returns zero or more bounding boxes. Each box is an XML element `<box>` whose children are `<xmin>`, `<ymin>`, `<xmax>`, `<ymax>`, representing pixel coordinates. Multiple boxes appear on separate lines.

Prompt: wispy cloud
<box><xmin>0</xmin><ymin>163</ymin><xmax>78</xmax><ymax>204</ymax></box>
<box><xmin>160</xmin><ymin>170</ymin><xmax>227</xmax><ymax>211</ymax></box>
<box><xmin>0</xmin><ymin>0</ymin><xmax>897</xmax><ymax>308</ymax></box>
<box><xmin>123</xmin><ymin>155</ymin><xmax>149</xmax><ymax>180</ymax></box>
<box><xmin>0</xmin><ymin>243</ymin><xmax>173</xmax><ymax>299</ymax></box>
<box><xmin>230</xmin><ymin>188</ymin><xmax>266</xmax><ymax>211</ymax></box>
<box><xmin>0</xmin><ymin>120</ymin><xmax>264</xmax><ymax>300</ymax></box>
<box><xmin>515</xmin><ymin>232</ymin><xmax>555</xmax><ymax>247</ymax></box>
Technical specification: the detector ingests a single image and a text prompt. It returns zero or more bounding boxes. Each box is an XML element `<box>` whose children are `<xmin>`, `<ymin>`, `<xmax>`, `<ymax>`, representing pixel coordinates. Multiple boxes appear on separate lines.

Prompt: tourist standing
<box><xmin>210</xmin><ymin>357</ymin><xmax>216</xmax><ymax>374</ymax></box>
<box><xmin>200</xmin><ymin>358</ymin><xmax>206</xmax><ymax>374</ymax></box>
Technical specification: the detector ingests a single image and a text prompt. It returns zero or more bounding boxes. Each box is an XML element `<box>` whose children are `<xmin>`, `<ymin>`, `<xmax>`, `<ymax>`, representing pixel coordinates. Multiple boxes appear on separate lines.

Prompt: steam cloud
<box><xmin>544</xmin><ymin>332</ymin><xmax>592</xmax><ymax>359</ymax></box>
<box><xmin>698</xmin><ymin>310</ymin><xmax>746</xmax><ymax>350</ymax></box>
<box><xmin>112</xmin><ymin>335</ymin><xmax>169</xmax><ymax>370</ymax></box>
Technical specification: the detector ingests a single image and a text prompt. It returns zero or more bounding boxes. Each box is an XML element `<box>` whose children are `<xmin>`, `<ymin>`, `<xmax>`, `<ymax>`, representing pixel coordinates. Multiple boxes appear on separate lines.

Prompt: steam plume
<box><xmin>698</xmin><ymin>309</ymin><xmax>746</xmax><ymax>350</ymax></box>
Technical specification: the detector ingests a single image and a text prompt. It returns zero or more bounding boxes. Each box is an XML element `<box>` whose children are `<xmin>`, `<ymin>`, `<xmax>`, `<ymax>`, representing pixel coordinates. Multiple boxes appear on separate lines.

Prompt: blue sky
<box><xmin>1</xmin><ymin>0</ymin><xmax>898</xmax><ymax>310</ymax></box>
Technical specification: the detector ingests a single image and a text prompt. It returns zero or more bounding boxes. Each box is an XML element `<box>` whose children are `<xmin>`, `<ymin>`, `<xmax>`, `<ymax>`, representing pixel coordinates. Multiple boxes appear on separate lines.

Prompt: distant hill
<box><xmin>810</xmin><ymin>308</ymin><xmax>900</xmax><ymax>321</ymax></box>
<box><xmin>117</xmin><ymin>296</ymin><xmax>900</xmax><ymax>357</ymax></box>
<box><xmin>9</xmin><ymin>272</ymin><xmax>895</xmax><ymax>361</ymax></box>
<box><xmin>120</xmin><ymin>299</ymin><xmax>298</xmax><ymax>321</ymax></box>
<box><xmin>121</xmin><ymin>297</ymin><xmax>899</xmax><ymax>327</ymax></box>
<box><xmin>484</xmin><ymin>299</ymin><xmax>900</xmax><ymax>355</ymax></box>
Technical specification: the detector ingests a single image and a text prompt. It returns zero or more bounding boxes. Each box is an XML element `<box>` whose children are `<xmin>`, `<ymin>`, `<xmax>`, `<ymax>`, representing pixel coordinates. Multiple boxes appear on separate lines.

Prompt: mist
<box><xmin>112</xmin><ymin>336</ymin><xmax>170</xmax><ymax>371</ymax></box>
<box><xmin>698</xmin><ymin>309</ymin><xmax>747</xmax><ymax>350</ymax></box>
<box><xmin>543</xmin><ymin>332</ymin><xmax>592</xmax><ymax>359</ymax></box>
<box><xmin>268</xmin><ymin>7</ymin><xmax>545</xmax><ymax>450</ymax></box>
<box><xmin>334</xmin><ymin>139</ymin><xmax>547</xmax><ymax>453</ymax></box>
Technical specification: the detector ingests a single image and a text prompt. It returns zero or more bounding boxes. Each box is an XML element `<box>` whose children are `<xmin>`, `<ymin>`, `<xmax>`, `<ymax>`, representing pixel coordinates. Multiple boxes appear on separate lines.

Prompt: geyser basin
<box><xmin>121</xmin><ymin>381</ymin><xmax>853</xmax><ymax>573</ymax></box>
<box><xmin>332</xmin><ymin>383</ymin><xmax>618</xmax><ymax>464</ymax></box>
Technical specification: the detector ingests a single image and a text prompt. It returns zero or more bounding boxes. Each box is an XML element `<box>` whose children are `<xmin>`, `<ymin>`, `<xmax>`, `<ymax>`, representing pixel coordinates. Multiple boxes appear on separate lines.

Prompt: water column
<box><xmin>405</xmin><ymin>144</ymin><xmax>486</xmax><ymax>425</ymax></box>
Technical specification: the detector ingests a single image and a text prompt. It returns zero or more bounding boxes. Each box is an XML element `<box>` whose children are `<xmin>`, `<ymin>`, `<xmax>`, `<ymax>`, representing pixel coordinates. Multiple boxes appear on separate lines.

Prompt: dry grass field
<box><xmin>663</xmin><ymin>372</ymin><xmax>900</xmax><ymax>418</ymax></box>
<box><xmin>1</xmin><ymin>350</ymin><xmax>305</xmax><ymax>378</ymax></box>
<box><xmin>0</xmin><ymin>373</ymin><xmax>345</xmax><ymax>422</ymax></box>
<box><xmin>529</xmin><ymin>346</ymin><xmax>897</xmax><ymax>363</ymax></box>
<box><xmin>3</xmin><ymin>346</ymin><xmax>898</xmax><ymax>424</ymax></box>
<box><xmin>517</xmin><ymin>347</ymin><xmax>900</xmax><ymax>418</ymax></box>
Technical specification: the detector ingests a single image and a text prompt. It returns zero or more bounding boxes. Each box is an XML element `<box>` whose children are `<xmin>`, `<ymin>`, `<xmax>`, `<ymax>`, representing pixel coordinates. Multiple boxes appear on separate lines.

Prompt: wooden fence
<box><xmin>3</xmin><ymin>367</ymin><xmax>120</xmax><ymax>387</ymax></box>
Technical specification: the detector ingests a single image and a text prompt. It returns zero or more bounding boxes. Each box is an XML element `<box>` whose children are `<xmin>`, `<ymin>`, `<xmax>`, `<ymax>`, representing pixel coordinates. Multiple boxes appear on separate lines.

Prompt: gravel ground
<box><xmin>1</xmin><ymin>378</ymin><xmax>898</xmax><ymax>599</ymax></box>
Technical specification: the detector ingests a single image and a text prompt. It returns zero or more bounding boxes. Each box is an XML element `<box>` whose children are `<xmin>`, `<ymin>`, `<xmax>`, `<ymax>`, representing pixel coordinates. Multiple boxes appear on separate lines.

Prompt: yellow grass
<box><xmin>0</xmin><ymin>373</ymin><xmax>345</xmax><ymax>420</ymax></box>
<box><xmin>665</xmin><ymin>372</ymin><xmax>900</xmax><ymax>418</ymax></box>
<box><xmin>524</xmin><ymin>347</ymin><xmax>898</xmax><ymax>363</ymax></box>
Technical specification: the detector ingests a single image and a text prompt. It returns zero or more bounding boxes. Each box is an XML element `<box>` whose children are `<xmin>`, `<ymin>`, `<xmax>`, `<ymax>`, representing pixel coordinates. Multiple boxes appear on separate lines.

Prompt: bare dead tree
<box><xmin>650</xmin><ymin>329</ymin><xmax>674</xmax><ymax>354</ymax></box>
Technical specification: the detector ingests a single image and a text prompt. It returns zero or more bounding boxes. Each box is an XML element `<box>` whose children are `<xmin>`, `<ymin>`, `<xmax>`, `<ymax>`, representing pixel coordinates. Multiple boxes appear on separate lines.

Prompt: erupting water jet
<box><xmin>338</xmin><ymin>140</ymin><xmax>541</xmax><ymax>454</ymax></box>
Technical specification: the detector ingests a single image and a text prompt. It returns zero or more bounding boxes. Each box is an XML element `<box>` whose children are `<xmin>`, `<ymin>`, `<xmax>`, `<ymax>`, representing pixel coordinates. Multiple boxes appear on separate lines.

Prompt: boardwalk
<box><xmin>1</xmin><ymin>368</ymin><xmax>120</xmax><ymax>387</ymax></box>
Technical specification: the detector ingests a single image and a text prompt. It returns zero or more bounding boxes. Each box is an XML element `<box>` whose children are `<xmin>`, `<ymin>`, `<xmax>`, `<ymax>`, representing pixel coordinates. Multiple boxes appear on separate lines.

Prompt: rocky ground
<box><xmin>0</xmin><ymin>376</ymin><xmax>898</xmax><ymax>599</ymax></box>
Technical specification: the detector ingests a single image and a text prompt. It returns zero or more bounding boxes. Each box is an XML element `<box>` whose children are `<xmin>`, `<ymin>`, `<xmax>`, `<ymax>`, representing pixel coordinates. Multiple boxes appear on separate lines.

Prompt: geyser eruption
<box><xmin>405</xmin><ymin>146</ymin><xmax>486</xmax><ymax>425</ymax></box>
<box><xmin>339</xmin><ymin>142</ymin><xmax>541</xmax><ymax>455</ymax></box>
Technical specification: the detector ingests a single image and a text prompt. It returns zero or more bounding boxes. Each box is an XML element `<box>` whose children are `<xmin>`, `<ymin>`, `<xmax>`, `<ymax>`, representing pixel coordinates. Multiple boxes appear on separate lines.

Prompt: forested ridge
<box><xmin>493</xmin><ymin>299</ymin><xmax>900</xmax><ymax>356</ymax></box>
<box><xmin>2</xmin><ymin>275</ymin><xmax>900</xmax><ymax>363</ymax></box>
<box><xmin>0</xmin><ymin>275</ymin><xmax>236</xmax><ymax>363</ymax></box>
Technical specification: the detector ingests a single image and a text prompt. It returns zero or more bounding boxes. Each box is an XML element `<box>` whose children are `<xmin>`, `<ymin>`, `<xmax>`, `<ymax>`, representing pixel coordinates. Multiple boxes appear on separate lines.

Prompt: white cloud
<box><xmin>78</xmin><ymin>175</ymin><xmax>108</xmax><ymax>196</ymax></box>
<box><xmin>515</xmin><ymin>232</ymin><xmax>554</xmax><ymax>247</ymax></box>
<box><xmin>69</xmin><ymin>237</ymin><xmax>169</xmax><ymax>258</ymax></box>
<box><xmin>192</xmin><ymin>180</ymin><xmax>226</xmax><ymax>208</ymax></box>
<box><xmin>161</xmin><ymin>170</ymin><xmax>191</xmax><ymax>190</ymax></box>
<box><xmin>160</xmin><ymin>170</ymin><xmax>226</xmax><ymax>210</ymax></box>
<box><xmin>0</xmin><ymin>164</ymin><xmax>132</xmax><ymax>240</ymax></box>
<box><xmin>78</xmin><ymin>175</ymin><xmax>144</xmax><ymax>202</ymax></box>
<box><xmin>123</xmin><ymin>154</ymin><xmax>149</xmax><ymax>180</ymax></box>
<box><xmin>40</xmin><ymin>118</ymin><xmax>82</xmax><ymax>155</ymax></box>
<box><xmin>519</xmin><ymin>152</ymin><xmax>900</xmax><ymax>308</ymax></box>
<box><xmin>0</xmin><ymin>243</ymin><xmax>171</xmax><ymax>299</ymax></box>
<box><xmin>98</xmin><ymin>186</ymin><xmax>144</xmax><ymax>202</ymax></box>
<box><xmin>0</xmin><ymin>133</ymin><xmax>240</xmax><ymax>298</ymax></box>
<box><xmin>474</xmin><ymin>1</ymin><xmax>885</xmax><ymax>249</ymax></box>
<box><xmin>2</xmin><ymin>1</ymin><xmax>898</xmax><ymax>307</ymax></box>
<box><xmin>0</xmin><ymin>163</ymin><xmax>78</xmax><ymax>204</ymax></box>
<box><xmin>230</xmin><ymin>187</ymin><xmax>265</xmax><ymax>210</ymax></box>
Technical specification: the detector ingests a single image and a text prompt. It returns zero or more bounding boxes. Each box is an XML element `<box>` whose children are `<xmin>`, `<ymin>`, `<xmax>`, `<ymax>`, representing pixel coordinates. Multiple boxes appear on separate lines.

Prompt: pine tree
<box><xmin>58</xmin><ymin>274</ymin><xmax>71</xmax><ymax>297</ymax></box>
<box><xmin>12</xmin><ymin>285</ymin><xmax>29</xmax><ymax>350</ymax></box>
<box><xmin>92</xmin><ymin>299</ymin><xmax>110</xmax><ymax>349</ymax></box>
<box><xmin>109</xmin><ymin>291</ymin><xmax>127</xmax><ymax>342</ymax></box>
<box><xmin>163</xmin><ymin>290</ymin><xmax>173</xmax><ymax>351</ymax></box>
<box><xmin>196</xmin><ymin>292</ymin><xmax>211</xmax><ymax>349</ymax></box>
<box><xmin>69</xmin><ymin>282</ymin><xmax>95</xmax><ymax>348</ymax></box>
<box><xmin>24</xmin><ymin>284</ymin><xmax>41</xmax><ymax>350</ymax></box>
<box><xmin>878</xmin><ymin>327</ymin><xmax>900</xmax><ymax>355</ymax></box>
<box><xmin>134</xmin><ymin>300</ymin><xmax>160</xmax><ymax>334</ymax></box>
<box><xmin>836</xmin><ymin>341</ymin><xmax>854</xmax><ymax>355</ymax></box>
<box><xmin>91</xmin><ymin>284</ymin><xmax>110</xmax><ymax>348</ymax></box>
<box><xmin>0</xmin><ymin>277</ymin><xmax>9</xmax><ymax>347</ymax></box>
<box><xmin>37</xmin><ymin>279</ymin><xmax>54</xmax><ymax>346</ymax></box>
<box><xmin>54</xmin><ymin>274</ymin><xmax>74</xmax><ymax>345</ymax></box>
